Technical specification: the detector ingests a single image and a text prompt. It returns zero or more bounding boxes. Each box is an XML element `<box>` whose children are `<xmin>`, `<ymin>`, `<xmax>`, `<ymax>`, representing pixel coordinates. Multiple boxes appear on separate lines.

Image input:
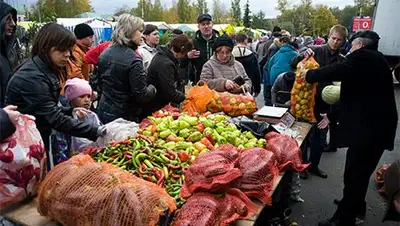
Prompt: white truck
<box><xmin>372</xmin><ymin>0</ymin><xmax>400</xmax><ymax>81</ymax></box>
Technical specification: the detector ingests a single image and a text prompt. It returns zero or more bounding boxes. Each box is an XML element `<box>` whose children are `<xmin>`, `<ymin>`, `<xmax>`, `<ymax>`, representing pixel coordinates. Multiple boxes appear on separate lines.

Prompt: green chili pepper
<box><xmin>151</xmin><ymin>155</ymin><xmax>164</xmax><ymax>163</ymax></box>
<box><xmin>163</xmin><ymin>166</ymin><xmax>169</xmax><ymax>180</ymax></box>
<box><xmin>160</xmin><ymin>154</ymin><xmax>171</xmax><ymax>163</ymax></box>
<box><xmin>144</xmin><ymin>159</ymin><xmax>154</xmax><ymax>168</ymax></box>
<box><xmin>135</xmin><ymin>153</ymin><xmax>148</xmax><ymax>167</ymax></box>
<box><xmin>153</xmin><ymin>149</ymin><xmax>165</xmax><ymax>156</ymax></box>
<box><xmin>116</xmin><ymin>157</ymin><xmax>126</xmax><ymax>167</ymax></box>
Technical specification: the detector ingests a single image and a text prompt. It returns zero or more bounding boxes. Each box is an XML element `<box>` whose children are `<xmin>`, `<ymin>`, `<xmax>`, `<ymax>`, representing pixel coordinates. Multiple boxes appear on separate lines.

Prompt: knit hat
<box><xmin>213</xmin><ymin>35</ymin><xmax>234</xmax><ymax>51</ymax></box>
<box><xmin>349</xmin><ymin>30</ymin><xmax>380</xmax><ymax>50</ymax></box>
<box><xmin>74</xmin><ymin>23</ymin><xmax>94</xmax><ymax>40</ymax></box>
<box><xmin>64</xmin><ymin>78</ymin><xmax>92</xmax><ymax>102</ymax></box>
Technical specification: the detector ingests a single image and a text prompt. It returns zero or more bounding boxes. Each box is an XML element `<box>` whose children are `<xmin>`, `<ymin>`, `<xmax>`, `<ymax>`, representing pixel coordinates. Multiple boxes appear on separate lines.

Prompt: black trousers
<box><xmin>333</xmin><ymin>145</ymin><xmax>385</xmax><ymax>225</ymax></box>
<box><xmin>328</xmin><ymin>116</ymin><xmax>339</xmax><ymax>149</ymax></box>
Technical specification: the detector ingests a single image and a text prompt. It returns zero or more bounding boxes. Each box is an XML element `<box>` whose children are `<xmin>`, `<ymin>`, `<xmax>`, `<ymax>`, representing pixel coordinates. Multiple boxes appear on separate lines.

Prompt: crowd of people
<box><xmin>0</xmin><ymin>1</ymin><xmax>400</xmax><ymax>225</ymax></box>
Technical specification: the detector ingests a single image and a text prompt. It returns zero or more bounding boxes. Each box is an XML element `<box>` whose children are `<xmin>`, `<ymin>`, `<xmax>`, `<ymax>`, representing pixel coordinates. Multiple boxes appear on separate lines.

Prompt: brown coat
<box><xmin>67</xmin><ymin>44</ymin><xmax>91</xmax><ymax>81</ymax></box>
<box><xmin>200</xmin><ymin>55</ymin><xmax>252</xmax><ymax>92</ymax></box>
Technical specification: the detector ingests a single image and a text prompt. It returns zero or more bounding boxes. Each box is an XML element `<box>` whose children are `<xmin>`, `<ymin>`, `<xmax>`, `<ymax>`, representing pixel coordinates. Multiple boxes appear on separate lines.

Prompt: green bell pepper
<box><xmin>187</xmin><ymin>131</ymin><xmax>203</xmax><ymax>142</ymax></box>
<box><xmin>179</xmin><ymin>128</ymin><xmax>191</xmax><ymax>138</ymax></box>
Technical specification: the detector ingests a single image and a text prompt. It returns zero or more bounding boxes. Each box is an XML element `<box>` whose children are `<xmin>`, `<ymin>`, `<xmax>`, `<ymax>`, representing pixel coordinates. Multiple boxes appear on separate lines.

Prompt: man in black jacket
<box><xmin>292</xmin><ymin>25</ymin><xmax>348</xmax><ymax>179</ymax></box>
<box><xmin>0</xmin><ymin>2</ymin><xmax>18</xmax><ymax>107</ymax></box>
<box><xmin>180</xmin><ymin>13</ymin><xmax>219</xmax><ymax>84</ymax></box>
<box><xmin>232</xmin><ymin>33</ymin><xmax>261</xmax><ymax>97</ymax></box>
<box><xmin>304</xmin><ymin>30</ymin><xmax>398</xmax><ymax>226</ymax></box>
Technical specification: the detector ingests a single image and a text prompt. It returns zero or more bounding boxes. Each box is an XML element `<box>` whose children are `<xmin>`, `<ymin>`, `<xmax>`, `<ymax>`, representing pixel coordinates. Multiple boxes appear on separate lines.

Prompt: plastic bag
<box><xmin>207</xmin><ymin>92</ymin><xmax>257</xmax><ymax>117</ymax></box>
<box><xmin>92</xmin><ymin>118</ymin><xmax>139</xmax><ymax>148</ymax></box>
<box><xmin>182</xmin><ymin>81</ymin><xmax>217</xmax><ymax>114</ymax></box>
<box><xmin>265</xmin><ymin>132</ymin><xmax>310</xmax><ymax>172</ymax></box>
<box><xmin>0</xmin><ymin>115</ymin><xmax>45</xmax><ymax>210</ymax></box>
<box><xmin>38</xmin><ymin>155</ymin><xmax>176</xmax><ymax>226</ymax></box>
<box><xmin>70</xmin><ymin>113</ymin><xmax>102</xmax><ymax>153</ymax></box>
<box><xmin>290</xmin><ymin>56</ymin><xmax>319</xmax><ymax>123</ymax></box>
<box><xmin>228</xmin><ymin>116</ymin><xmax>271</xmax><ymax>139</ymax></box>
<box><xmin>173</xmin><ymin>189</ymin><xmax>258</xmax><ymax>226</ymax></box>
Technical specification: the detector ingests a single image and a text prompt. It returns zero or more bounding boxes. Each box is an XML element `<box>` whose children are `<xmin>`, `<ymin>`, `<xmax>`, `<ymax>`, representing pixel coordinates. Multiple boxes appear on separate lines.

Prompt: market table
<box><xmin>1</xmin><ymin>122</ymin><xmax>311</xmax><ymax>226</ymax></box>
<box><xmin>235</xmin><ymin>121</ymin><xmax>312</xmax><ymax>226</ymax></box>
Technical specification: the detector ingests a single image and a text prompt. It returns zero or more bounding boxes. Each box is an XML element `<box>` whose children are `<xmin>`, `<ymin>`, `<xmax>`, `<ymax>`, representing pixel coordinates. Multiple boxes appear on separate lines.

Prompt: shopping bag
<box><xmin>182</xmin><ymin>80</ymin><xmax>217</xmax><ymax>114</ymax></box>
<box><xmin>207</xmin><ymin>91</ymin><xmax>257</xmax><ymax>117</ymax></box>
<box><xmin>290</xmin><ymin>56</ymin><xmax>319</xmax><ymax>122</ymax></box>
<box><xmin>70</xmin><ymin>112</ymin><xmax>102</xmax><ymax>154</ymax></box>
<box><xmin>0</xmin><ymin>115</ymin><xmax>45</xmax><ymax>210</ymax></box>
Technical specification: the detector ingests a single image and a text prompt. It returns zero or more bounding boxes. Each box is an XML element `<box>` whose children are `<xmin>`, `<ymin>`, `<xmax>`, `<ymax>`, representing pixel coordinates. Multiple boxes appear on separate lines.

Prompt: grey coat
<box><xmin>200</xmin><ymin>55</ymin><xmax>252</xmax><ymax>93</ymax></box>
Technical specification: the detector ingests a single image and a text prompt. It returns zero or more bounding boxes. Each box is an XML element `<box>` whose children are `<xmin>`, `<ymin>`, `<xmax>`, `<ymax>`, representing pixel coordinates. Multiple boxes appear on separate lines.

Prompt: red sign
<box><xmin>352</xmin><ymin>17</ymin><xmax>373</xmax><ymax>32</ymax></box>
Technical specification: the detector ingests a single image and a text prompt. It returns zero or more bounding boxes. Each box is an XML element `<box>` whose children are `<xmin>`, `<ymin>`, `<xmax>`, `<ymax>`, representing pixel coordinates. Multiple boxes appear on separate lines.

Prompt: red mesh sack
<box><xmin>180</xmin><ymin>144</ymin><xmax>242</xmax><ymax>198</ymax></box>
<box><xmin>173</xmin><ymin>188</ymin><xmax>258</xmax><ymax>226</ymax></box>
<box><xmin>38</xmin><ymin>155</ymin><xmax>176</xmax><ymax>226</ymax></box>
<box><xmin>235</xmin><ymin>148</ymin><xmax>279</xmax><ymax>205</ymax></box>
<box><xmin>265</xmin><ymin>132</ymin><xmax>310</xmax><ymax>172</ymax></box>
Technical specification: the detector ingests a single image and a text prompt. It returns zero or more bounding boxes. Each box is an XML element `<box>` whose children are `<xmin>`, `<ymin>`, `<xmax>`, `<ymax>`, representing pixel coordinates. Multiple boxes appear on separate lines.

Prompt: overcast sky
<box><xmin>94</xmin><ymin>0</ymin><xmax>354</xmax><ymax>18</ymax></box>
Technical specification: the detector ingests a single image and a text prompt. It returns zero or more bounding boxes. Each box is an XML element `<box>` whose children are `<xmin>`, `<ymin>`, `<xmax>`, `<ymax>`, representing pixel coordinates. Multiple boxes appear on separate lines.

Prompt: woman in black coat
<box><xmin>304</xmin><ymin>31</ymin><xmax>398</xmax><ymax>226</ymax></box>
<box><xmin>97</xmin><ymin>14</ymin><xmax>156</xmax><ymax>123</ymax></box>
<box><xmin>144</xmin><ymin>35</ymin><xmax>193</xmax><ymax>116</ymax></box>
<box><xmin>6</xmin><ymin>23</ymin><xmax>105</xmax><ymax>168</ymax></box>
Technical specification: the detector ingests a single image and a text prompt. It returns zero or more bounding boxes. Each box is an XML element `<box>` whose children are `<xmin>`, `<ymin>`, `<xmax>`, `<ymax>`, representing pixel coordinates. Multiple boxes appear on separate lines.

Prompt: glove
<box><xmin>96</xmin><ymin>125</ymin><xmax>107</xmax><ymax>137</ymax></box>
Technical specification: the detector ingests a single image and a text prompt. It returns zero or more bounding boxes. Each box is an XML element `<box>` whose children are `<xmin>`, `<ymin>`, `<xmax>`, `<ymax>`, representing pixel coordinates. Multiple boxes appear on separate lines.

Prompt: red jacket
<box><xmin>85</xmin><ymin>42</ymin><xmax>142</xmax><ymax>65</ymax></box>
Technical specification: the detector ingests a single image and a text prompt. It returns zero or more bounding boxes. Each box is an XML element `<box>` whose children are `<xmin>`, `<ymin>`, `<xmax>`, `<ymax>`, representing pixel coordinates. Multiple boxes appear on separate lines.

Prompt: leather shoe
<box><xmin>333</xmin><ymin>199</ymin><xmax>366</xmax><ymax>219</ymax></box>
<box><xmin>309</xmin><ymin>167</ymin><xmax>328</xmax><ymax>179</ymax></box>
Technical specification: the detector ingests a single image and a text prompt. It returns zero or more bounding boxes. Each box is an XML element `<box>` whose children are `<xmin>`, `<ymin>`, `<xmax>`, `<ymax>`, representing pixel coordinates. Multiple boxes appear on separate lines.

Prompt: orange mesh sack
<box><xmin>180</xmin><ymin>145</ymin><xmax>242</xmax><ymax>198</ymax></box>
<box><xmin>290</xmin><ymin>56</ymin><xmax>319</xmax><ymax>123</ymax></box>
<box><xmin>182</xmin><ymin>81</ymin><xmax>217</xmax><ymax>114</ymax></box>
<box><xmin>38</xmin><ymin>155</ymin><xmax>176</xmax><ymax>226</ymax></box>
<box><xmin>235</xmin><ymin>148</ymin><xmax>279</xmax><ymax>205</ymax></box>
<box><xmin>265</xmin><ymin>132</ymin><xmax>310</xmax><ymax>172</ymax></box>
<box><xmin>173</xmin><ymin>188</ymin><xmax>258</xmax><ymax>226</ymax></box>
<box><xmin>207</xmin><ymin>92</ymin><xmax>257</xmax><ymax>117</ymax></box>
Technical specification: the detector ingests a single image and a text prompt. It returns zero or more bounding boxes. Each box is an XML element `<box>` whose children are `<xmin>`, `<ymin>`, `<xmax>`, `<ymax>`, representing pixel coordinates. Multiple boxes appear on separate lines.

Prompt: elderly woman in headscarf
<box><xmin>200</xmin><ymin>35</ymin><xmax>252</xmax><ymax>94</ymax></box>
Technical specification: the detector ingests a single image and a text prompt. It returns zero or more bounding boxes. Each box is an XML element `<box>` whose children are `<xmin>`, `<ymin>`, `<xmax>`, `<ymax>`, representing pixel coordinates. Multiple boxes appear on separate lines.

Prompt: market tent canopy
<box><xmin>169</xmin><ymin>24</ymin><xmax>196</xmax><ymax>32</ymax></box>
<box><xmin>145</xmin><ymin>21</ymin><xmax>173</xmax><ymax>30</ymax></box>
<box><xmin>57</xmin><ymin>18</ymin><xmax>112</xmax><ymax>29</ymax></box>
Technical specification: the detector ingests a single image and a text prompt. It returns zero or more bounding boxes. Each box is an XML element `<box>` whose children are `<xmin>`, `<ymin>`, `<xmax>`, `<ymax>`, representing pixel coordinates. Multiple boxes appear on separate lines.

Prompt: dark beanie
<box><xmin>272</xmin><ymin>26</ymin><xmax>281</xmax><ymax>33</ymax></box>
<box><xmin>74</xmin><ymin>23</ymin><xmax>94</xmax><ymax>39</ymax></box>
<box><xmin>213</xmin><ymin>35</ymin><xmax>234</xmax><ymax>51</ymax></box>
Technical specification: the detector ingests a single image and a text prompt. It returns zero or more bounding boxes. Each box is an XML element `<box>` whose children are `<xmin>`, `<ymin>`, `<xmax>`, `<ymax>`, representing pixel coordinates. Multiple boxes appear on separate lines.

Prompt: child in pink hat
<box><xmin>64</xmin><ymin>78</ymin><xmax>93</xmax><ymax>110</ymax></box>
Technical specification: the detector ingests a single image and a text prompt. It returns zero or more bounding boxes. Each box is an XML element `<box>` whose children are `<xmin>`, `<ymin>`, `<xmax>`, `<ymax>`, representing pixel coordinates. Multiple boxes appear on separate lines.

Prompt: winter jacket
<box><xmin>265</xmin><ymin>44</ymin><xmax>297</xmax><ymax>86</ymax></box>
<box><xmin>67</xmin><ymin>44</ymin><xmax>92</xmax><ymax>81</ymax></box>
<box><xmin>85</xmin><ymin>41</ymin><xmax>111</xmax><ymax>65</ymax></box>
<box><xmin>200</xmin><ymin>55</ymin><xmax>252</xmax><ymax>93</ymax></box>
<box><xmin>271</xmin><ymin>72</ymin><xmax>295</xmax><ymax>105</ymax></box>
<box><xmin>0</xmin><ymin>108</ymin><xmax>15</xmax><ymax>142</ymax></box>
<box><xmin>138</xmin><ymin>42</ymin><xmax>157</xmax><ymax>71</ymax></box>
<box><xmin>0</xmin><ymin>2</ymin><xmax>18</xmax><ymax>107</ymax></box>
<box><xmin>96</xmin><ymin>43</ymin><xmax>156</xmax><ymax>123</ymax></box>
<box><xmin>306</xmin><ymin>48</ymin><xmax>398</xmax><ymax>150</ymax></box>
<box><xmin>232</xmin><ymin>45</ymin><xmax>261</xmax><ymax>95</ymax></box>
<box><xmin>145</xmin><ymin>45</ymin><xmax>185</xmax><ymax>115</ymax></box>
<box><xmin>6</xmin><ymin>56</ymin><xmax>100</xmax><ymax>152</ymax></box>
<box><xmin>181</xmin><ymin>30</ymin><xmax>220</xmax><ymax>84</ymax></box>
<box><xmin>259</xmin><ymin>38</ymin><xmax>281</xmax><ymax>72</ymax></box>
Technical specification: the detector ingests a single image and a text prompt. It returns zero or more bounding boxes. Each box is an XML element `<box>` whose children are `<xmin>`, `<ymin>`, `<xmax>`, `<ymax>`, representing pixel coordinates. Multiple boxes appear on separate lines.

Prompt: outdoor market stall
<box><xmin>0</xmin><ymin>74</ymin><xmax>314</xmax><ymax>225</ymax></box>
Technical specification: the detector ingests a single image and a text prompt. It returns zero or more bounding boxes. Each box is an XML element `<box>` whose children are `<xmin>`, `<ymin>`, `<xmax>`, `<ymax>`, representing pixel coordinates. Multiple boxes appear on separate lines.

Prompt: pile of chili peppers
<box><xmin>91</xmin><ymin>134</ymin><xmax>189</xmax><ymax>207</ymax></box>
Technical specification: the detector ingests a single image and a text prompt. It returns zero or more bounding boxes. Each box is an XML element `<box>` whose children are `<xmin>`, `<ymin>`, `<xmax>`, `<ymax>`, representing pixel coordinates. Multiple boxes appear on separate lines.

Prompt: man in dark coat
<box><xmin>232</xmin><ymin>33</ymin><xmax>261</xmax><ymax>97</ymax></box>
<box><xmin>292</xmin><ymin>25</ymin><xmax>348</xmax><ymax>179</ymax></box>
<box><xmin>304</xmin><ymin>30</ymin><xmax>398</xmax><ymax>226</ymax></box>
<box><xmin>180</xmin><ymin>13</ymin><xmax>219</xmax><ymax>84</ymax></box>
<box><xmin>0</xmin><ymin>2</ymin><xmax>18</xmax><ymax>107</ymax></box>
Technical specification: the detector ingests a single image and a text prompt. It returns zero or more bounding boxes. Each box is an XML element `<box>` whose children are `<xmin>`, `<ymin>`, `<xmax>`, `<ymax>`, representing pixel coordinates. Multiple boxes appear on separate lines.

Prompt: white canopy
<box><xmin>57</xmin><ymin>18</ymin><xmax>112</xmax><ymax>29</ymax></box>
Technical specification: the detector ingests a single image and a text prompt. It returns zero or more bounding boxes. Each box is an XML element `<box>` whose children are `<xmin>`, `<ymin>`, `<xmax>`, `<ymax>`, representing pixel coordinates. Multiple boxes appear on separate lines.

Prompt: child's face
<box><xmin>71</xmin><ymin>94</ymin><xmax>91</xmax><ymax>109</ymax></box>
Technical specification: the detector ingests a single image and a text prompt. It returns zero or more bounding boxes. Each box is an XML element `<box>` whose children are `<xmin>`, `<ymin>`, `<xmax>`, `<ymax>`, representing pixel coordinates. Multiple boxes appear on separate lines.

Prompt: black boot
<box><xmin>333</xmin><ymin>199</ymin><xmax>366</xmax><ymax>220</ymax></box>
<box><xmin>309</xmin><ymin>167</ymin><xmax>328</xmax><ymax>179</ymax></box>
